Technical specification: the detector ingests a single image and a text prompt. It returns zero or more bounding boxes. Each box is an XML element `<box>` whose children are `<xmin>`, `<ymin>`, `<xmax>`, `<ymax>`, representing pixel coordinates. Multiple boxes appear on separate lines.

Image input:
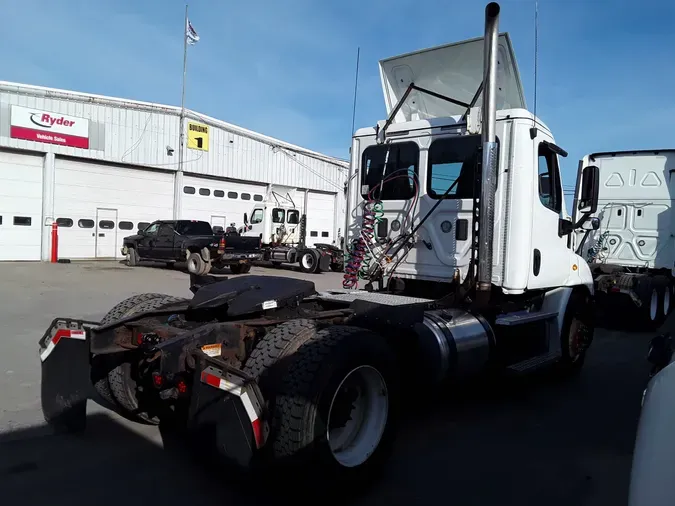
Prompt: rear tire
<box><xmin>299</xmin><ymin>249</ymin><xmax>321</xmax><ymax>274</ymax></box>
<box><xmin>270</xmin><ymin>326</ymin><xmax>398</xmax><ymax>489</ymax></box>
<box><xmin>637</xmin><ymin>277</ymin><xmax>663</xmax><ymax>331</ymax></box>
<box><xmin>187</xmin><ymin>252</ymin><xmax>205</xmax><ymax>275</ymax></box>
<box><xmin>127</xmin><ymin>247</ymin><xmax>138</xmax><ymax>267</ymax></box>
<box><xmin>107</xmin><ymin>295</ymin><xmax>187</xmax><ymax>423</ymax></box>
<box><xmin>93</xmin><ymin>293</ymin><xmax>181</xmax><ymax>412</ymax></box>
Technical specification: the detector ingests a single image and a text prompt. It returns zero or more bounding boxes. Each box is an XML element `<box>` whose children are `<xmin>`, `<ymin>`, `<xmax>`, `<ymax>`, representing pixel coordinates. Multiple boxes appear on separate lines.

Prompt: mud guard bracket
<box><xmin>188</xmin><ymin>353</ymin><xmax>268</xmax><ymax>468</ymax></box>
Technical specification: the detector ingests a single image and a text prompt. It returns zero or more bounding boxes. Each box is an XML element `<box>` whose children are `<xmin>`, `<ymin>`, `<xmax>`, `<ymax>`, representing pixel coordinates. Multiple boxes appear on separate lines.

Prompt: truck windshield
<box><xmin>177</xmin><ymin>221</ymin><xmax>213</xmax><ymax>235</ymax></box>
<box><xmin>361</xmin><ymin>142</ymin><xmax>418</xmax><ymax>200</ymax></box>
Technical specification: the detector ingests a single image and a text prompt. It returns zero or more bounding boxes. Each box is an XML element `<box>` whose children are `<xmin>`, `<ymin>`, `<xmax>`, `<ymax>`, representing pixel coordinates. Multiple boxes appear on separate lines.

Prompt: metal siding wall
<box><xmin>0</xmin><ymin>87</ymin><xmax>347</xmax><ymax>194</ymax></box>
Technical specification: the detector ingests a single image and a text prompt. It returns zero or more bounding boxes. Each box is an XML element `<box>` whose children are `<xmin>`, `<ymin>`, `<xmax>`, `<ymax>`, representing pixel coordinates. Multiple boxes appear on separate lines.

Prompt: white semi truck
<box><xmin>573</xmin><ymin>150</ymin><xmax>675</xmax><ymax>329</ymax></box>
<box><xmin>38</xmin><ymin>2</ymin><xmax>600</xmax><ymax>492</ymax></box>
<box><xmin>240</xmin><ymin>186</ymin><xmax>344</xmax><ymax>274</ymax></box>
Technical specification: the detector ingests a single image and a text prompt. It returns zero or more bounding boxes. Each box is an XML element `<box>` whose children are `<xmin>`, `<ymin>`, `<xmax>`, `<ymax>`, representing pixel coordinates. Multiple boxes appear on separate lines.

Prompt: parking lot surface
<box><xmin>0</xmin><ymin>261</ymin><xmax>660</xmax><ymax>505</ymax></box>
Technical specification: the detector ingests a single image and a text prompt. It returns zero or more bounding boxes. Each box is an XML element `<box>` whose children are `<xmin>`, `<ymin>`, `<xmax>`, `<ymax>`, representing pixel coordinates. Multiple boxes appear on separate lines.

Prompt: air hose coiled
<box><xmin>343</xmin><ymin>198</ymin><xmax>382</xmax><ymax>289</ymax></box>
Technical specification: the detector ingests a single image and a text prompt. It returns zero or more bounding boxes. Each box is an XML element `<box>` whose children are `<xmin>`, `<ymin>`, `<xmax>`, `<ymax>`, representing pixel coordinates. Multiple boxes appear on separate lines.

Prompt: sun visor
<box><xmin>379</xmin><ymin>33</ymin><xmax>526</xmax><ymax>123</ymax></box>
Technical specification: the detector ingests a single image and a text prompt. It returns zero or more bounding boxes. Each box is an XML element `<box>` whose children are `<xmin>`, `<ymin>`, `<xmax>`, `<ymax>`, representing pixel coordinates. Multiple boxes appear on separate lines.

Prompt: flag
<box><xmin>186</xmin><ymin>18</ymin><xmax>200</xmax><ymax>45</ymax></box>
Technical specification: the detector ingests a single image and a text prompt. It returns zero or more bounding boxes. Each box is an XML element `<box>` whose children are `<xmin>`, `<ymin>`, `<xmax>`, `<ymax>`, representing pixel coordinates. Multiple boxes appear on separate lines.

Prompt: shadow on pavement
<box><xmin>1</xmin><ymin>325</ymin><xmax>651</xmax><ymax>506</ymax></box>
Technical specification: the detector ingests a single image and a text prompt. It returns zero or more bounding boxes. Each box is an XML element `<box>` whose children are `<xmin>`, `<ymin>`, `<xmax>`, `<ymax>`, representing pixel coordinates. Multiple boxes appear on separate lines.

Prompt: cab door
<box><xmin>527</xmin><ymin>135</ymin><xmax>572</xmax><ymax>289</ymax></box>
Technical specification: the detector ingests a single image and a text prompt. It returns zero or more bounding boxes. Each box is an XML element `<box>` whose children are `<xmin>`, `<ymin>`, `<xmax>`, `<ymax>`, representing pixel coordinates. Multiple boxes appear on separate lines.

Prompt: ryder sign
<box><xmin>10</xmin><ymin>105</ymin><xmax>89</xmax><ymax>149</ymax></box>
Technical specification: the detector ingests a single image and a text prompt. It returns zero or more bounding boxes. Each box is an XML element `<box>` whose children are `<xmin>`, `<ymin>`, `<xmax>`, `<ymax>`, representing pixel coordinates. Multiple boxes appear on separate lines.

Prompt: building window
<box><xmin>253</xmin><ymin>194</ymin><xmax>263</xmax><ymax>202</ymax></box>
<box><xmin>214</xmin><ymin>190</ymin><xmax>224</xmax><ymax>198</ymax></box>
<box><xmin>310</xmin><ymin>231</ymin><xmax>318</xmax><ymax>237</ymax></box>
<box><xmin>119</xmin><ymin>221</ymin><xmax>134</xmax><ymax>230</ymax></box>
<box><xmin>137</xmin><ymin>222</ymin><xmax>150</xmax><ymax>231</ymax></box>
<box><xmin>78</xmin><ymin>219</ymin><xmax>95</xmax><ymax>229</ymax></box>
<box><xmin>199</xmin><ymin>188</ymin><xmax>210</xmax><ymax>196</ymax></box>
<box><xmin>99</xmin><ymin>220</ymin><xmax>115</xmax><ymax>230</ymax></box>
<box><xmin>0</xmin><ymin>216</ymin><xmax>2</xmax><ymax>225</ymax></box>
<box><xmin>183</xmin><ymin>186</ymin><xmax>196</xmax><ymax>194</ymax></box>
<box><xmin>241</xmin><ymin>193</ymin><xmax>251</xmax><ymax>201</ymax></box>
<box><xmin>56</xmin><ymin>218</ymin><xmax>73</xmax><ymax>227</ymax></box>
<box><xmin>321</xmin><ymin>231</ymin><xmax>329</xmax><ymax>237</ymax></box>
<box><xmin>228</xmin><ymin>191</ymin><xmax>238</xmax><ymax>199</ymax></box>
<box><xmin>287</xmin><ymin>210</ymin><xmax>300</xmax><ymax>224</ymax></box>
<box><xmin>14</xmin><ymin>216</ymin><xmax>32</xmax><ymax>226</ymax></box>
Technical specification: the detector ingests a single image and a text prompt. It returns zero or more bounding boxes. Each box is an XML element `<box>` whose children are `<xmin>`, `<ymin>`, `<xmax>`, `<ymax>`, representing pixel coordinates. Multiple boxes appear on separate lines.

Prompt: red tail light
<box><xmin>218</xmin><ymin>236</ymin><xmax>225</xmax><ymax>254</ymax></box>
<box><xmin>152</xmin><ymin>372</ymin><xmax>164</xmax><ymax>388</ymax></box>
<box><xmin>176</xmin><ymin>379</ymin><xmax>188</xmax><ymax>394</ymax></box>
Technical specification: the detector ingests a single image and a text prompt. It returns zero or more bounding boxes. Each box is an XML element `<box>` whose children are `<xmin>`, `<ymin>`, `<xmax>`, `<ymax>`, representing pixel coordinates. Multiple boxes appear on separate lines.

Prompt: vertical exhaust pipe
<box><xmin>477</xmin><ymin>2</ymin><xmax>500</xmax><ymax>293</ymax></box>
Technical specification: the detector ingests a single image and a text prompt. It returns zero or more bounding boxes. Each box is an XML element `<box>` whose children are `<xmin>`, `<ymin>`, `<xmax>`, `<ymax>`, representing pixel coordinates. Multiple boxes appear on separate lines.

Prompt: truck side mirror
<box><xmin>244</xmin><ymin>213</ymin><xmax>248</xmax><ymax>225</ymax></box>
<box><xmin>581</xmin><ymin>216</ymin><xmax>600</xmax><ymax>231</ymax></box>
<box><xmin>578</xmin><ymin>165</ymin><xmax>599</xmax><ymax>214</ymax></box>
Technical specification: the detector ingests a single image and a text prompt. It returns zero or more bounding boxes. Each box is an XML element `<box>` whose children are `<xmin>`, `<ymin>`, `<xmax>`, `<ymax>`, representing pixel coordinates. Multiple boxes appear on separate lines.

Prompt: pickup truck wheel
<box><xmin>126</xmin><ymin>247</ymin><xmax>139</xmax><ymax>267</ymax></box>
<box><xmin>93</xmin><ymin>293</ymin><xmax>180</xmax><ymax>412</ymax></box>
<box><xmin>107</xmin><ymin>295</ymin><xmax>187</xmax><ymax>423</ymax></box>
<box><xmin>270</xmin><ymin>326</ymin><xmax>398</xmax><ymax>489</ymax></box>
<box><xmin>187</xmin><ymin>252</ymin><xmax>206</xmax><ymax>275</ymax></box>
<box><xmin>299</xmin><ymin>250</ymin><xmax>321</xmax><ymax>274</ymax></box>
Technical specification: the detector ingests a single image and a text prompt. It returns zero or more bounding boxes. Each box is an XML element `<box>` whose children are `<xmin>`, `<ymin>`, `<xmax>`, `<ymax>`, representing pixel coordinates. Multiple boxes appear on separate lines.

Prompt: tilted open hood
<box><xmin>379</xmin><ymin>33</ymin><xmax>527</xmax><ymax>123</ymax></box>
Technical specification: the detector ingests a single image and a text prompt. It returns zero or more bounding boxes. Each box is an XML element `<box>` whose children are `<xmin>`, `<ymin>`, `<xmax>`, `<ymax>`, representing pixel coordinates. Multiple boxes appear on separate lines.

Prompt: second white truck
<box><xmin>573</xmin><ymin>150</ymin><xmax>675</xmax><ymax>329</ymax></box>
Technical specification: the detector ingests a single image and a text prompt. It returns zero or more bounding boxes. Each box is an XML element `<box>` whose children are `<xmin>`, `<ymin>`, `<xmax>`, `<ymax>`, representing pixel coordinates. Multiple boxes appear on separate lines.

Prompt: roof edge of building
<box><xmin>0</xmin><ymin>80</ymin><xmax>349</xmax><ymax>170</ymax></box>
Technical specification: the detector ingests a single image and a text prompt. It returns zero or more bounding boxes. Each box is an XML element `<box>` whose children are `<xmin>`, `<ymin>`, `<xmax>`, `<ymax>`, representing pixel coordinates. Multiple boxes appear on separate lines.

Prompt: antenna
<box><xmin>350</xmin><ymin>47</ymin><xmax>361</xmax><ymax>137</ymax></box>
<box><xmin>530</xmin><ymin>0</ymin><xmax>539</xmax><ymax>139</ymax></box>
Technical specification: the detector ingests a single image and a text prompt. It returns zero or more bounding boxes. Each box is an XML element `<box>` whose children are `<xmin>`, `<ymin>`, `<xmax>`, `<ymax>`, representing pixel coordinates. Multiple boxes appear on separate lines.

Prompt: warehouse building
<box><xmin>0</xmin><ymin>81</ymin><xmax>348</xmax><ymax>261</ymax></box>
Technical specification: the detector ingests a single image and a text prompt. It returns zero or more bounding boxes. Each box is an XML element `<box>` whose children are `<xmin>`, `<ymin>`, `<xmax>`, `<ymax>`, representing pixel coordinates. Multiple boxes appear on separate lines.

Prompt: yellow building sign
<box><xmin>187</xmin><ymin>121</ymin><xmax>209</xmax><ymax>151</ymax></box>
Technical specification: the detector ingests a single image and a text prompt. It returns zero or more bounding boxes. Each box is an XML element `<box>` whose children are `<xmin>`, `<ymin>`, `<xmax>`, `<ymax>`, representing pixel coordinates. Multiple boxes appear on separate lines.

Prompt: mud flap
<box><xmin>39</xmin><ymin>320</ymin><xmax>98</xmax><ymax>433</ymax></box>
<box><xmin>188</xmin><ymin>354</ymin><xmax>268</xmax><ymax>469</ymax></box>
<box><xmin>318</xmin><ymin>252</ymin><xmax>331</xmax><ymax>272</ymax></box>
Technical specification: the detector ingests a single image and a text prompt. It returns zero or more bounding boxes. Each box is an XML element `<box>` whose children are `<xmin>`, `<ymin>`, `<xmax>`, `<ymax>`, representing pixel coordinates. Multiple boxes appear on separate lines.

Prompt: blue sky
<box><xmin>1</xmin><ymin>0</ymin><xmax>673</xmax><ymax>194</ymax></box>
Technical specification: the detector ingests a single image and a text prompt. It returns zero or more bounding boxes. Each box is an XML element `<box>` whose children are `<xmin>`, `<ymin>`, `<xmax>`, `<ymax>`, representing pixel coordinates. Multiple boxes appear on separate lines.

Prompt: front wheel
<box><xmin>270</xmin><ymin>326</ymin><xmax>398</xmax><ymax>488</ymax></box>
<box><xmin>127</xmin><ymin>247</ymin><xmax>139</xmax><ymax>267</ymax></box>
<box><xmin>558</xmin><ymin>290</ymin><xmax>594</xmax><ymax>375</ymax></box>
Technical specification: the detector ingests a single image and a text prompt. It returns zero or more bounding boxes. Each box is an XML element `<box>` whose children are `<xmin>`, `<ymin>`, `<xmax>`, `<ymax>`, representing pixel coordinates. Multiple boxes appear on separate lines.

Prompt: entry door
<box><xmin>95</xmin><ymin>208</ymin><xmax>118</xmax><ymax>258</ymax></box>
<box><xmin>211</xmin><ymin>215</ymin><xmax>227</xmax><ymax>233</ymax></box>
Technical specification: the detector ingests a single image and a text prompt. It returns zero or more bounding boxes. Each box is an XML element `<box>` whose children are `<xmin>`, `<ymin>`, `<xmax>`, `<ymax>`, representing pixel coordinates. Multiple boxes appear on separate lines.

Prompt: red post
<box><xmin>50</xmin><ymin>222</ymin><xmax>59</xmax><ymax>263</ymax></box>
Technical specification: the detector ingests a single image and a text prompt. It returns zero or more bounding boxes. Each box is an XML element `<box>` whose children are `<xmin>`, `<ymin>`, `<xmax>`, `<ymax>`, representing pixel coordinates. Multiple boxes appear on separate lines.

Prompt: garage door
<box><xmin>181</xmin><ymin>175</ymin><xmax>267</xmax><ymax>231</ymax></box>
<box><xmin>54</xmin><ymin>158</ymin><xmax>174</xmax><ymax>259</ymax></box>
<box><xmin>0</xmin><ymin>150</ymin><xmax>44</xmax><ymax>261</ymax></box>
<box><xmin>306</xmin><ymin>191</ymin><xmax>336</xmax><ymax>247</ymax></box>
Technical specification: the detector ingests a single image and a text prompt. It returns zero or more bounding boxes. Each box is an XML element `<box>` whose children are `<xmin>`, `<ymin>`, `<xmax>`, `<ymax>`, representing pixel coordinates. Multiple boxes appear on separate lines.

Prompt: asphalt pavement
<box><xmin>0</xmin><ymin>260</ymin><xmax>660</xmax><ymax>505</ymax></box>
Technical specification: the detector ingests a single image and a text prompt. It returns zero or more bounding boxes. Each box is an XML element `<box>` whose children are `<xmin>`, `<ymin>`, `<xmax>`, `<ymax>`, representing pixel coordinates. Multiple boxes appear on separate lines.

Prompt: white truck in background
<box><xmin>240</xmin><ymin>187</ymin><xmax>344</xmax><ymax>274</ymax></box>
<box><xmin>573</xmin><ymin>150</ymin><xmax>675</xmax><ymax>329</ymax></box>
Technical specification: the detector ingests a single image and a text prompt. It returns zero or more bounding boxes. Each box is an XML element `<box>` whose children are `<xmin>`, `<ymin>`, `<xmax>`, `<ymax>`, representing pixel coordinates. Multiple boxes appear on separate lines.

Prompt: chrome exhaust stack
<box><xmin>476</xmin><ymin>2</ymin><xmax>500</xmax><ymax>293</ymax></box>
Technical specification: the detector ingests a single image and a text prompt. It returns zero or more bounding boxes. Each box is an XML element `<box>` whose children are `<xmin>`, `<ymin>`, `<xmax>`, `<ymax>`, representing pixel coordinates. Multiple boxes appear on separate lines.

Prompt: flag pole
<box><xmin>179</xmin><ymin>4</ymin><xmax>188</xmax><ymax>175</ymax></box>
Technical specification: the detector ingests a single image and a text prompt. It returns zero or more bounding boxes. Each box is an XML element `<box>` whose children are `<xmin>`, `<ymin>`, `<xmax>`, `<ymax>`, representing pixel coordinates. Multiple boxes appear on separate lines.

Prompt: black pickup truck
<box><xmin>121</xmin><ymin>220</ymin><xmax>262</xmax><ymax>275</ymax></box>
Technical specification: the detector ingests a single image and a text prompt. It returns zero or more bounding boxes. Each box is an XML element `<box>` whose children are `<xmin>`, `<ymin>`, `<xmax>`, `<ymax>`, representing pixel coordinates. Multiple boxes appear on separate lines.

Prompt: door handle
<box><xmin>99</xmin><ymin>233</ymin><xmax>105</xmax><ymax>237</ymax></box>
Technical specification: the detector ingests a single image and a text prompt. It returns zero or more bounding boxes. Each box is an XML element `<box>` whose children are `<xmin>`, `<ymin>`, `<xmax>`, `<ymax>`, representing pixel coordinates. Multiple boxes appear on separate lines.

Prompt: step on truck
<box><xmin>573</xmin><ymin>150</ymin><xmax>675</xmax><ymax>329</ymax></box>
<box><xmin>239</xmin><ymin>188</ymin><xmax>344</xmax><ymax>274</ymax></box>
<box><xmin>39</xmin><ymin>3</ymin><xmax>599</xmax><ymax>491</ymax></box>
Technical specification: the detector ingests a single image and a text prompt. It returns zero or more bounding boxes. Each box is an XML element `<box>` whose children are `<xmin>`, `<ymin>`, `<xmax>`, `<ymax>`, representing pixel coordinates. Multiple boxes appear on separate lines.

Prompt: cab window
<box><xmin>287</xmin><ymin>210</ymin><xmax>300</xmax><ymax>224</ymax></box>
<box><xmin>144</xmin><ymin>223</ymin><xmax>160</xmax><ymax>235</ymax></box>
<box><xmin>250</xmin><ymin>209</ymin><xmax>264</xmax><ymax>224</ymax></box>
<box><xmin>272</xmin><ymin>208</ymin><xmax>285</xmax><ymax>223</ymax></box>
<box><xmin>361</xmin><ymin>142</ymin><xmax>418</xmax><ymax>200</ymax></box>
<box><xmin>537</xmin><ymin>143</ymin><xmax>562</xmax><ymax>213</ymax></box>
